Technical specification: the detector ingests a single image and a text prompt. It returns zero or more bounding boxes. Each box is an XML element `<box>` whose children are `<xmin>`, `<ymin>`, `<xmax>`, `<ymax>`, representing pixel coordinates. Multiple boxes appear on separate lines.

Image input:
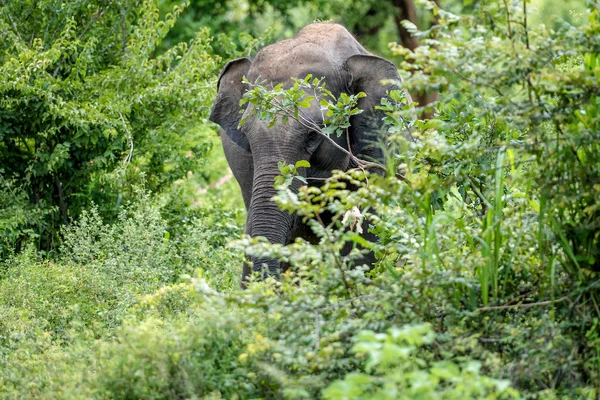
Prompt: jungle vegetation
<box><xmin>0</xmin><ymin>0</ymin><xmax>598</xmax><ymax>398</ymax></box>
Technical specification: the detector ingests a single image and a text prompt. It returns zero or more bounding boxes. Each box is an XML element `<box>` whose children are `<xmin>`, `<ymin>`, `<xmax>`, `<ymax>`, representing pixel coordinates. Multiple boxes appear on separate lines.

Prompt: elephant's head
<box><xmin>210</xmin><ymin>33</ymin><xmax>403</xmax><ymax>283</ymax></box>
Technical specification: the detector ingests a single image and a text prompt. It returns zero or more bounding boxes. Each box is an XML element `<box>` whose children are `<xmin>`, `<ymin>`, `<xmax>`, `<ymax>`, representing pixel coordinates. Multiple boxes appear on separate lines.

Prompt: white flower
<box><xmin>342</xmin><ymin>206</ymin><xmax>363</xmax><ymax>234</ymax></box>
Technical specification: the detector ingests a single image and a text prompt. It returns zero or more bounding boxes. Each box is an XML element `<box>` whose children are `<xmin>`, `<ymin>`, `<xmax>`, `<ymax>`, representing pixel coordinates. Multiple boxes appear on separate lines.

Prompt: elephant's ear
<box><xmin>209</xmin><ymin>58</ymin><xmax>252</xmax><ymax>152</ymax></box>
<box><xmin>345</xmin><ymin>54</ymin><xmax>404</xmax><ymax>162</ymax></box>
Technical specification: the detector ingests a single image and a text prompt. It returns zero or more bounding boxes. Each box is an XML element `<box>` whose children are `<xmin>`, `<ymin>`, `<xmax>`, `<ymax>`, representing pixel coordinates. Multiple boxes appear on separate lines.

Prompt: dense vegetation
<box><xmin>0</xmin><ymin>0</ymin><xmax>598</xmax><ymax>398</ymax></box>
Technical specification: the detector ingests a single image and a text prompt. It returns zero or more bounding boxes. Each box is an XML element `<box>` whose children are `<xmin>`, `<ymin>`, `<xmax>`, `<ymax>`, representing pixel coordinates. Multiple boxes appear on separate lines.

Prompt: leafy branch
<box><xmin>239</xmin><ymin>75</ymin><xmax>410</xmax><ymax>181</ymax></box>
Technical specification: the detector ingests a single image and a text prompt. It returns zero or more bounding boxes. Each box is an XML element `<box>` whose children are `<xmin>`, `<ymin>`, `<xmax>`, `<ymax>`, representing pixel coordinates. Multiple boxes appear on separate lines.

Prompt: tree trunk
<box><xmin>392</xmin><ymin>0</ymin><xmax>440</xmax><ymax>118</ymax></box>
<box><xmin>392</xmin><ymin>0</ymin><xmax>419</xmax><ymax>51</ymax></box>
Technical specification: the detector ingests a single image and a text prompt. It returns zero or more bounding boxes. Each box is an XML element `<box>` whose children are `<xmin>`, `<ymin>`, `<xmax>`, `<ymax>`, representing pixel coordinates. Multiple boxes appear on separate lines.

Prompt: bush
<box><xmin>0</xmin><ymin>176</ymin><xmax>53</xmax><ymax>257</ymax></box>
<box><xmin>0</xmin><ymin>0</ymin><xmax>218</xmax><ymax>251</ymax></box>
<box><xmin>0</xmin><ymin>189</ymin><xmax>245</xmax><ymax>398</ymax></box>
<box><xmin>218</xmin><ymin>1</ymin><xmax>600</xmax><ymax>396</ymax></box>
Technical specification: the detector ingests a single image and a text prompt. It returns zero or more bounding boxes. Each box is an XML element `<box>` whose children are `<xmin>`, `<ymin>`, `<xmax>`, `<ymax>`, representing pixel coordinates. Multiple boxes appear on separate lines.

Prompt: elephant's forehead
<box><xmin>248</xmin><ymin>42</ymin><xmax>345</xmax><ymax>88</ymax></box>
<box><xmin>244</xmin><ymin>100</ymin><xmax>323</xmax><ymax>131</ymax></box>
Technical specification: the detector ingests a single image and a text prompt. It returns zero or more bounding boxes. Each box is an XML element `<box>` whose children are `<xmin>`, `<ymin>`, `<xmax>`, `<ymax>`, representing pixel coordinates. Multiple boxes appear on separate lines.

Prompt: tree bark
<box><xmin>54</xmin><ymin>174</ymin><xmax>68</xmax><ymax>224</ymax></box>
<box><xmin>392</xmin><ymin>0</ymin><xmax>440</xmax><ymax>118</ymax></box>
<box><xmin>392</xmin><ymin>0</ymin><xmax>419</xmax><ymax>51</ymax></box>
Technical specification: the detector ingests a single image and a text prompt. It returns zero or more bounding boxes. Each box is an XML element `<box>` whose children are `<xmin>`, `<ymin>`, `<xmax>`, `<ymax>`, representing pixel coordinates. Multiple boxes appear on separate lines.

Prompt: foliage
<box><xmin>0</xmin><ymin>189</ymin><xmax>243</xmax><ymax>398</ymax></box>
<box><xmin>395</xmin><ymin>0</ymin><xmax>600</xmax><ymax>274</ymax></box>
<box><xmin>241</xmin><ymin>74</ymin><xmax>368</xmax><ymax>137</ymax></box>
<box><xmin>221</xmin><ymin>0</ymin><xmax>599</xmax><ymax>395</ymax></box>
<box><xmin>158</xmin><ymin>0</ymin><xmax>588</xmax><ymax>61</ymax></box>
<box><xmin>324</xmin><ymin>324</ymin><xmax>518</xmax><ymax>400</ymax></box>
<box><xmin>0</xmin><ymin>175</ymin><xmax>54</xmax><ymax>257</ymax></box>
<box><xmin>0</xmin><ymin>0</ymin><xmax>218</xmax><ymax>251</ymax></box>
<box><xmin>241</xmin><ymin>74</ymin><xmax>394</xmax><ymax>176</ymax></box>
<box><xmin>0</xmin><ymin>0</ymin><xmax>599</xmax><ymax>399</ymax></box>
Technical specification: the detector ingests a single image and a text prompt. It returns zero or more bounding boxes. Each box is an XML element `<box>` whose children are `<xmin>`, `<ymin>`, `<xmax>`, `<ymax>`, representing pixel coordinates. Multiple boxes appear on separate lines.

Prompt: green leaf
<box><xmin>430</xmin><ymin>361</ymin><xmax>460</xmax><ymax>379</ymax></box>
<box><xmin>295</xmin><ymin>160</ymin><xmax>311</xmax><ymax>168</ymax></box>
<box><xmin>322</xmin><ymin>125</ymin><xmax>336</xmax><ymax>135</ymax></box>
<box><xmin>297</xmin><ymin>97</ymin><xmax>314</xmax><ymax>108</ymax></box>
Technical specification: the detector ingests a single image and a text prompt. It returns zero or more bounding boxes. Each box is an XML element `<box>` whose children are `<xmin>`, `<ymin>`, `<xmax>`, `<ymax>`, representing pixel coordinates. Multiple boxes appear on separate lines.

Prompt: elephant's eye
<box><xmin>306</xmin><ymin>130</ymin><xmax>322</xmax><ymax>151</ymax></box>
<box><xmin>307</xmin><ymin>130</ymin><xmax>321</xmax><ymax>141</ymax></box>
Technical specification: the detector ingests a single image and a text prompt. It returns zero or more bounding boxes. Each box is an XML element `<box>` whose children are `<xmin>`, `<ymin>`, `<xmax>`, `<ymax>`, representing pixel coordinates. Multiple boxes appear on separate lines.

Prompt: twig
<box><xmin>314</xmin><ymin>212</ymin><xmax>355</xmax><ymax>302</ymax></box>
<box><xmin>522</xmin><ymin>0</ymin><xmax>534</xmax><ymax>105</ymax></box>
<box><xmin>119</xmin><ymin>113</ymin><xmax>134</xmax><ymax>165</ymax></box>
<box><xmin>452</xmin><ymin>68</ymin><xmax>508</xmax><ymax>100</ymax></box>
<box><xmin>571</xmin><ymin>280</ymin><xmax>600</xmax><ymax>308</ymax></box>
<box><xmin>503</xmin><ymin>0</ymin><xmax>516</xmax><ymax>53</ymax></box>
<box><xmin>346</xmin><ymin>127</ymin><xmax>369</xmax><ymax>184</ymax></box>
<box><xmin>314</xmin><ymin>311</ymin><xmax>321</xmax><ymax>351</ymax></box>
<box><xmin>274</xmin><ymin>103</ymin><xmax>407</xmax><ymax>181</ymax></box>
<box><xmin>504</xmin><ymin>290</ymin><xmax>536</xmax><ymax>306</ymax></box>
<box><xmin>1</xmin><ymin>0</ymin><xmax>22</xmax><ymax>41</ymax></box>
<box><xmin>476</xmin><ymin>295</ymin><xmax>569</xmax><ymax>312</ymax></box>
<box><xmin>467</xmin><ymin>176</ymin><xmax>490</xmax><ymax>216</ymax></box>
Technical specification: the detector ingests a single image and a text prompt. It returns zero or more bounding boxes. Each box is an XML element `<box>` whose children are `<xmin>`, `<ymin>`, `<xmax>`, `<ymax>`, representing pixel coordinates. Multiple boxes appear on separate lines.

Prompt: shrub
<box><xmin>0</xmin><ymin>0</ymin><xmax>218</xmax><ymax>250</ymax></box>
<box><xmin>223</xmin><ymin>2</ymin><xmax>600</xmax><ymax>396</ymax></box>
<box><xmin>0</xmin><ymin>189</ymin><xmax>246</xmax><ymax>398</ymax></box>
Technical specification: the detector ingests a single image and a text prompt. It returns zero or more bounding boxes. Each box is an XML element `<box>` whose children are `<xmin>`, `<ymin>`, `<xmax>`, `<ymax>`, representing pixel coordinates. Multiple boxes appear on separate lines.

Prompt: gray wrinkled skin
<box><xmin>210</xmin><ymin>23</ymin><xmax>406</xmax><ymax>286</ymax></box>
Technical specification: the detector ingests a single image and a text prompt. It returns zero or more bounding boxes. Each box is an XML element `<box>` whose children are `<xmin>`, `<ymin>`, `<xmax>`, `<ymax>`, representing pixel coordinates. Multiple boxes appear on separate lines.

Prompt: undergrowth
<box><xmin>0</xmin><ymin>0</ymin><xmax>599</xmax><ymax>399</ymax></box>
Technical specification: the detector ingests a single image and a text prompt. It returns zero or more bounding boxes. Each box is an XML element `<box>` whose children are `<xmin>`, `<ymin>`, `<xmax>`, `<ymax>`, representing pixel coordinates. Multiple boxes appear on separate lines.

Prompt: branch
<box><xmin>467</xmin><ymin>176</ymin><xmax>490</xmax><ymax>216</ymax></box>
<box><xmin>571</xmin><ymin>280</ymin><xmax>600</xmax><ymax>308</ymax></box>
<box><xmin>314</xmin><ymin>212</ymin><xmax>355</xmax><ymax>301</ymax></box>
<box><xmin>273</xmin><ymin>102</ymin><xmax>408</xmax><ymax>182</ymax></box>
<box><xmin>1</xmin><ymin>0</ymin><xmax>23</xmax><ymax>42</ymax></box>
<box><xmin>522</xmin><ymin>0</ymin><xmax>534</xmax><ymax>105</ymax></box>
<box><xmin>476</xmin><ymin>295</ymin><xmax>569</xmax><ymax>312</ymax></box>
<box><xmin>119</xmin><ymin>113</ymin><xmax>134</xmax><ymax>165</ymax></box>
<box><xmin>54</xmin><ymin>175</ymin><xmax>68</xmax><ymax>223</ymax></box>
<box><xmin>502</xmin><ymin>0</ymin><xmax>516</xmax><ymax>52</ymax></box>
<box><xmin>392</xmin><ymin>0</ymin><xmax>419</xmax><ymax>51</ymax></box>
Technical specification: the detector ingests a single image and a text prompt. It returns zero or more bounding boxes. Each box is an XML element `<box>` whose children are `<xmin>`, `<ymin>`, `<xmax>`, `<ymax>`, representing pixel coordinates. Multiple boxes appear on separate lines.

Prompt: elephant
<box><xmin>209</xmin><ymin>22</ymin><xmax>407</xmax><ymax>286</ymax></box>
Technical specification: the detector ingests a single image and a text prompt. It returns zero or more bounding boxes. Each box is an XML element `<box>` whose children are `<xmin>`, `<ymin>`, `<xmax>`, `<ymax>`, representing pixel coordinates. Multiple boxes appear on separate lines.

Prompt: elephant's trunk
<box><xmin>245</xmin><ymin>162</ymin><xmax>297</xmax><ymax>280</ymax></box>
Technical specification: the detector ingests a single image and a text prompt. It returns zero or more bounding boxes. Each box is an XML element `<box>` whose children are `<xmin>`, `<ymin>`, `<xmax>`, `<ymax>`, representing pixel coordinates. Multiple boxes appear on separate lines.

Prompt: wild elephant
<box><xmin>209</xmin><ymin>22</ymin><xmax>406</xmax><ymax>286</ymax></box>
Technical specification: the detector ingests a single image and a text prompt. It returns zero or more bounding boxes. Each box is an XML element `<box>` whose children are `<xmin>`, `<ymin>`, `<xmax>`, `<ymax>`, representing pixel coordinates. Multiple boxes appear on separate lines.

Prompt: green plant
<box><xmin>223</xmin><ymin>2</ymin><xmax>600</xmax><ymax>393</ymax></box>
<box><xmin>1</xmin><ymin>1</ymin><xmax>599</xmax><ymax>399</ymax></box>
<box><xmin>323</xmin><ymin>324</ymin><xmax>518</xmax><ymax>400</ymax></box>
<box><xmin>0</xmin><ymin>0</ymin><xmax>218</xmax><ymax>251</ymax></box>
